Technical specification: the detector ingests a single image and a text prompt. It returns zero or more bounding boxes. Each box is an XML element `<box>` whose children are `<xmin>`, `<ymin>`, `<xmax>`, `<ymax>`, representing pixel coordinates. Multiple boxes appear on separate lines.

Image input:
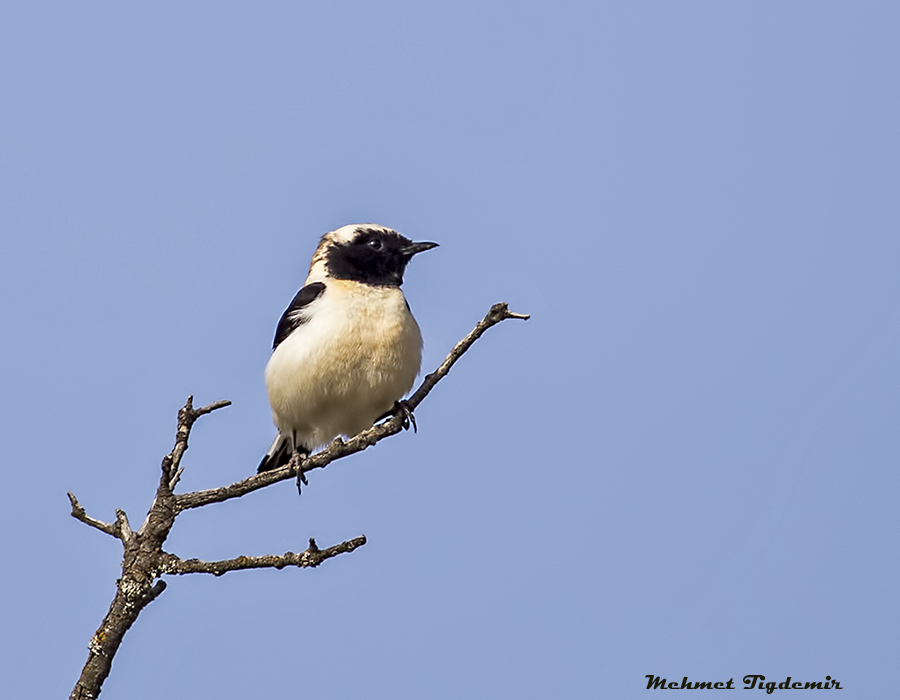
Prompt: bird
<box><xmin>257</xmin><ymin>223</ymin><xmax>438</xmax><ymax>475</ymax></box>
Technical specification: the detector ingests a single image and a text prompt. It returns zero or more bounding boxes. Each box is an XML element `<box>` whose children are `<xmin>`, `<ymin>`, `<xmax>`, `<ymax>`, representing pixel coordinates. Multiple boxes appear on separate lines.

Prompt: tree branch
<box><xmin>160</xmin><ymin>397</ymin><xmax>232</xmax><ymax>491</ymax></box>
<box><xmin>176</xmin><ymin>302</ymin><xmax>529</xmax><ymax>509</ymax></box>
<box><xmin>406</xmin><ymin>301</ymin><xmax>530</xmax><ymax>411</ymax></box>
<box><xmin>68</xmin><ymin>492</ymin><xmax>120</xmax><ymax>539</ymax></box>
<box><xmin>69</xmin><ymin>302</ymin><xmax>527</xmax><ymax>700</ymax></box>
<box><xmin>160</xmin><ymin>536</ymin><xmax>367</xmax><ymax>577</ymax></box>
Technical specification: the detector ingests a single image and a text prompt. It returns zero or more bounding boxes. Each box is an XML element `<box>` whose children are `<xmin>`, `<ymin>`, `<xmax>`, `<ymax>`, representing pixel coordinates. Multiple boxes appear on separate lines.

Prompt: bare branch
<box><xmin>115</xmin><ymin>509</ymin><xmax>134</xmax><ymax>543</ymax></box>
<box><xmin>68</xmin><ymin>492</ymin><xmax>120</xmax><ymax>539</ymax></box>
<box><xmin>176</xmin><ymin>302</ymin><xmax>529</xmax><ymax>510</ymax></box>
<box><xmin>191</xmin><ymin>399</ymin><xmax>233</xmax><ymax>418</ymax></box>
<box><xmin>159</xmin><ymin>536</ymin><xmax>367</xmax><ymax>577</ymax></box>
<box><xmin>138</xmin><ymin>396</ymin><xmax>232</xmax><ymax>538</ymax></box>
<box><xmin>175</xmin><ymin>463</ymin><xmax>300</xmax><ymax>510</ymax></box>
<box><xmin>161</xmin><ymin>396</ymin><xmax>232</xmax><ymax>490</ymax></box>
<box><xmin>406</xmin><ymin>302</ymin><xmax>530</xmax><ymax>411</ymax></box>
<box><xmin>69</xmin><ymin>302</ymin><xmax>525</xmax><ymax>700</ymax></box>
<box><xmin>143</xmin><ymin>580</ymin><xmax>167</xmax><ymax>605</ymax></box>
<box><xmin>168</xmin><ymin>466</ymin><xmax>184</xmax><ymax>492</ymax></box>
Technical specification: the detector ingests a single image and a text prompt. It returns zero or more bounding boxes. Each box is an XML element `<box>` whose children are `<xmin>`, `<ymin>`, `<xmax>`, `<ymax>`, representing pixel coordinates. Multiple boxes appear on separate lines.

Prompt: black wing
<box><xmin>272</xmin><ymin>282</ymin><xmax>326</xmax><ymax>350</ymax></box>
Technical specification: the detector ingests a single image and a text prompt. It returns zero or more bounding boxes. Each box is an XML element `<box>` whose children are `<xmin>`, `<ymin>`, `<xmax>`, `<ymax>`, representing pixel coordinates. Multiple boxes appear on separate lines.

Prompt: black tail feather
<box><xmin>257</xmin><ymin>437</ymin><xmax>292</xmax><ymax>473</ymax></box>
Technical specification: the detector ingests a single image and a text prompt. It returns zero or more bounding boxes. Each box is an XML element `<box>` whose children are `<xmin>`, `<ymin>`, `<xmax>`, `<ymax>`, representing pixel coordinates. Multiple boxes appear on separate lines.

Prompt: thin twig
<box><xmin>406</xmin><ymin>302</ymin><xmax>530</xmax><ymax>411</ymax></box>
<box><xmin>67</xmin><ymin>492</ymin><xmax>120</xmax><ymax>539</ymax></box>
<box><xmin>139</xmin><ymin>397</ymin><xmax>232</xmax><ymax>537</ymax></box>
<box><xmin>159</xmin><ymin>536</ymin><xmax>367</xmax><ymax>577</ymax></box>
<box><xmin>115</xmin><ymin>509</ymin><xmax>134</xmax><ymax>543</ymax></box>
<box><xmin>163</xmin><ymin>397</ymin><xmax>232</xmax><ymax>491</ymax></box>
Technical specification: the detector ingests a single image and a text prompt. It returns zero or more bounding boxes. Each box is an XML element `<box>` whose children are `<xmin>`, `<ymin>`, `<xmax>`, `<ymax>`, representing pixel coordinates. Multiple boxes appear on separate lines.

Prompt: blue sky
<box><xmin>2</xmin><ymin>2</ymin><xmax>898</xmax><ymax>698</ymax></box>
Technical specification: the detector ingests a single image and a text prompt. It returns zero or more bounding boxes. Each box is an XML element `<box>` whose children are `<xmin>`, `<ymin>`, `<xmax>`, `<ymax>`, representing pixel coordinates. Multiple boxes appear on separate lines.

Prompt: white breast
<box><xmin>264</xmin><ymin>280</ymin><xmax>423</xmax><ymax>450</ymax></box>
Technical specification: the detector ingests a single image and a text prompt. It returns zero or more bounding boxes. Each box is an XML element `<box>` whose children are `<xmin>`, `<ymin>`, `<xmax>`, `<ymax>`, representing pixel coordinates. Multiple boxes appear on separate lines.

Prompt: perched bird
<box><xmin>257</xmin><ymin>223</ymin><xmax>438</xmax><ymax>474</ymax></box>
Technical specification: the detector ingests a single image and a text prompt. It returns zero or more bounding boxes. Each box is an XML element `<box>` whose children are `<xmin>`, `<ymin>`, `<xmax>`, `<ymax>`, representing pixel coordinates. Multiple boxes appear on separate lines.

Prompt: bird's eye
<box><xmin>368</xmin><ymin>239</ymin><xmax>383</xmax><ymax>250</ymax></box>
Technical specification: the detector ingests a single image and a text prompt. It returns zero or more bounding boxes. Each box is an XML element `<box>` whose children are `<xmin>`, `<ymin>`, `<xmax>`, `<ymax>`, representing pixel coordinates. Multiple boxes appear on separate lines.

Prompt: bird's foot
<box><xmin>393</xmin><ymin>400</ymin><xmax>417</xmax><ymax>433</ymax></box>
<box><xmin>290</xmin><ymin>450</ymin><xmax>308</xmax><ymax>494</ymax></box>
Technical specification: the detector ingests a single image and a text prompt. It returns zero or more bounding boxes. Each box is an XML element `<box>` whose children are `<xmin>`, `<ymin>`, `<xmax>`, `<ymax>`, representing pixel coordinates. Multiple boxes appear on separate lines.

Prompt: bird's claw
<box><xmin>393</xmin><ymin>400</ymin><xmax>417</xmax><ymax>433</ymax></box>
<box><xmin>290</xmin><ymin>451</ymin><xmax>308</xmax><ymax>494</ymax></box>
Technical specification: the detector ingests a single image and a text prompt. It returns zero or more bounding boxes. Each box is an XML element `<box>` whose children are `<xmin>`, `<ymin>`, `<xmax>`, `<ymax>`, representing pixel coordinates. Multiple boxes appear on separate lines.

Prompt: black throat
<box><xmin>324</xmin><ymin>227</ymin><xmax>413</xmax><ymax>287</ymax></box>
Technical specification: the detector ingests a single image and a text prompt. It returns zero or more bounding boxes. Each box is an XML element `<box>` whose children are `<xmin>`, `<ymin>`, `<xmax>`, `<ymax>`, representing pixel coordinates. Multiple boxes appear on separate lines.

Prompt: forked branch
<box><xmin>68</xmin><ymin>302</ymin><xmax>528</xmax><ymax>700</ymax></box>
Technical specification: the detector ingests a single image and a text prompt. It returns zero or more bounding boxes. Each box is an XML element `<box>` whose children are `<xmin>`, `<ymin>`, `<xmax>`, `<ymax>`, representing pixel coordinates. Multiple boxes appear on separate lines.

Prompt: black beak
<box><xmin>401</xmin><ymin>241</ymin><xmax>439</xmax><ymax>257</ymax></box>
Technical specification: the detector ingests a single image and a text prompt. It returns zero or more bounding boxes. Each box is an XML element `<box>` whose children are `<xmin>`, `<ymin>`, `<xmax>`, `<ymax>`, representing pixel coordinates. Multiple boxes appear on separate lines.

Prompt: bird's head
<box><xmin>310</xmin><ymin>224</ymin><xmax>438</xmax><ymax>287</ymax></box>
